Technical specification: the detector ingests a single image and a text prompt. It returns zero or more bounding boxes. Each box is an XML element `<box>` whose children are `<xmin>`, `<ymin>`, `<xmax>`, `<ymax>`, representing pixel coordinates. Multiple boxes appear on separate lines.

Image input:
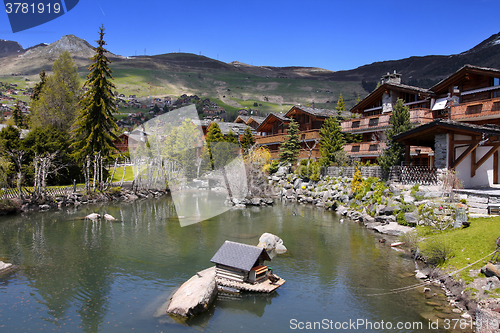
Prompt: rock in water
<box><xmin>257</xmin><ymin>232</ymin><xmax>287</xmax><ymax>254</ymax></box>
<box><xmin>103</xmin><ymin>214</ymin><xmax>117</xmax><ymax>221</ymax></box>
<box><xmin>85</xmin><ymin>213</ymin><xmax>101</xmax><ymax>220</ymax></box>
<box><xmin>164</xmin><ymin>266</ymin><xmax>217</xmax><ymax>317</ymax></box>
<box><xmin>0</xmin><ymin>261</ymin><xmax>12</xmax><ymax>271</ymax></box>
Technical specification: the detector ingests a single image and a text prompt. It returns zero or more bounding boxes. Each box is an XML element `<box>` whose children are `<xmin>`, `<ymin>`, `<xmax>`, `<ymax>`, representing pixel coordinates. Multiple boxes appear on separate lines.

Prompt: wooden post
<box><xmin>494</xmin><ymin>150</ymin><xmax>499</xmax><ymax>184</ymax></box>
<box><xmin>471</xmin><ymin>148</ymin><xmax>476</xmax><ymax>178</ymax></box>
<box><xmin>405</xmin><ymin>144</ymin><xmax>410</xmax><ymax>165</ymax></box>
<box><xmin>448</xmin><ymin>133</ymin><xmax>454</xmax><ymax>169</ymax></box>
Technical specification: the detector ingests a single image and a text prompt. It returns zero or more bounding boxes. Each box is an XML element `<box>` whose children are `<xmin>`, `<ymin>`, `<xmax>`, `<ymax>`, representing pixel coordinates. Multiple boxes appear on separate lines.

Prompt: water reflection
<box><xmin>0</xmin><ymin>197</ymin><xmax>449</xmax><ymax>332</ymax></box>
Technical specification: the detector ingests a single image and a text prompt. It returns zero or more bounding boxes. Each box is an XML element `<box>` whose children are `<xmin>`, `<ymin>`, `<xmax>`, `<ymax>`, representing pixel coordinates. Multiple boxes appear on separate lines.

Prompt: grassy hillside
<box><xmin>1</xmin><ymin>60</ymin><xmax>367</xmax><ymax>117</ymax></box>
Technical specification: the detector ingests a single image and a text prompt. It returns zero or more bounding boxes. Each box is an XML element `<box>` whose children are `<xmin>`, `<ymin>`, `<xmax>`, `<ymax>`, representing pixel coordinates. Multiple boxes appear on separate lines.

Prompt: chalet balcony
<box><xmin>268</xmin><ymin>149</ymin><xmax>321</xmax><ymax>160</ymax></box>
<box><xmin>341</xmin><ymin>108</ymin><xmax>434</xmax><ymax>133</ymax></box>
<box><xmin>255</xmin><ymin>129</ymin><xmax>321</xmax><ymax>146</ymax></box>
<box><xmin>344</xmin><ymin>142</ymin><xmax>433</xmax><ymax>160</ymax></box>
<box><xmin>344</xmin><ymin>142</ymin><xmax>387</xmax><ymax>157</ymax></box>
<box><xmin>450</xmin><ymin>96</ymin><xmax>500</xmax><ymax>121</ymax></box>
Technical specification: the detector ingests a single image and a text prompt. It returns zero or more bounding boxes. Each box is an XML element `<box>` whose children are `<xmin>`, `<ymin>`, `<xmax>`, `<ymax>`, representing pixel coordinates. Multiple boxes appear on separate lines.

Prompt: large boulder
<box><xmin>163</xmin><ymin>267</ymin><xmax>217</xmax><ymax>317</ymax></box>
<box><xmin>257</xmin><ymin>233</ymin><xmax>287</xmax><ymax>254</ymax></box>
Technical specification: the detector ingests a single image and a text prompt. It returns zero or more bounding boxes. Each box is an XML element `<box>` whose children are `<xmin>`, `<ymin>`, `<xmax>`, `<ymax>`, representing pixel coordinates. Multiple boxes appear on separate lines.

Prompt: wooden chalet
<box><xmin>254</xmin><ymin>106</ymin><xmax>337</xmax><ymax>160</ymax></box>
<box><xmin>210</xmin><ymin>241</ymin><xmax>271</xmax><ymax>284</ymax></box>
<box><xmin>341</xmin><ymin>71</ymin><xmax>434</xmax><ymax>164</ymax></box>
<box><xmin>394</xmin><ymin>65</ymin><xmax>500</xmax><ymax>188</ymax></box>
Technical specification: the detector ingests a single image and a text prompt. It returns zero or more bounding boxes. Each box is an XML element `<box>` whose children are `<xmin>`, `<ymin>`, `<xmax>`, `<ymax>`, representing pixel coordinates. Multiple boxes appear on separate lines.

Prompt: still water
<box><xmin>0</xmin><ymin>196</ymin><xmax>446</xmax><ymax>332</ymax></box>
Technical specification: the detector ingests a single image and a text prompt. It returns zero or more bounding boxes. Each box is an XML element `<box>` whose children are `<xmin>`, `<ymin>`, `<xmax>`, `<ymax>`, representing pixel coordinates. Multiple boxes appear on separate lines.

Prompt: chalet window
<box><xmin>368</xmin><ymin>118</ymin><xmax>379</xmax><ymax>127</ymax></box>
<box><xmin>493</xmin><ymin>78</ymin><xmax>500</xmax><ymax>98</ymax></box>
<box><xmin>352</xmin><ymin>146</ymin><xmax>360</xmax><ymax>153</ymax></box>
<box><xmin>369</xmin><ymin>144</ymin><xmax>379</xmax><ymax>152</ymax></box>
<box><xmin>352</xmin><ymin>121</ymin><xmax>360</xmax><ymax>128</ymax></box>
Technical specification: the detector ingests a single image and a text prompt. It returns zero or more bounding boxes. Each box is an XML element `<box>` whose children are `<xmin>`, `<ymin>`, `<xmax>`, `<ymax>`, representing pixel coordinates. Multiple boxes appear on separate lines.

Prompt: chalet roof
<box><xmin>393</xmin><ymin>119</ymin><xmax>500</xmax><ymax>147</ymax></box>
<box><xmin>431</xmin><ymin>64</ymin><xmax>500</xmax><ymax>94</ymax></box>
<box><xmin>234</xmin><ymin>115</ymin><xmax>250</xmax><ymax>124</ymax></box>
<box><xmin>286</xmin><ymin>105</ymin><xmax>336</xmax><ymax>118</ymax></box>
<box><xmin>210</xmin><ymin>241</ymin><xmax>271</xmax><ymax>272</ymax></box>
<box><xmin>218</xmin><ymin>122</ymin><xmax>251</xmax><ymax>135</ymax></box>
<box><xmin>255</xmin><ymin>112</ymin><xmax>291</xmax><ymax>132</ymax></box>
<box><xmin>247</xmin><ymin>116</ymin><xmax>266</xmax><ymax>124</ymax></box>
<box><xmin>350</xmin><ymin>82</ymin><xmax>430</xmax><ymax>113</ymax></box>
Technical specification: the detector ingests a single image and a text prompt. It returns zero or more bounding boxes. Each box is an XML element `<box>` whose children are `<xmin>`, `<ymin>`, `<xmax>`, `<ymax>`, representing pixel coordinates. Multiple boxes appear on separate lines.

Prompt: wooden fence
<box><xmin>398</xmin><ymin>165</ymin><xmax>438</xmax><ymax>185</ymax></box>
<box><xmin>324</xmin><ymin>165</ymin><xmax>438</xmax><ymax>185</ymax></box>
<box><xmin>0</xmin><ymin>186</ymin><xmax>85</xmax><ymax>200</ymax></box>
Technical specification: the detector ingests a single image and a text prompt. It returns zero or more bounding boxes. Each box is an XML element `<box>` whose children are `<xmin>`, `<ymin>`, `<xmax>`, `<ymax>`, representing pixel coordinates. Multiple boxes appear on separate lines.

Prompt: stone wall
<box><xmin>434</xmin><ymin>133</ymin><xmax>448</xmax><ymax>169</ymax></box>
<box><xmin>324</xmin><ymin>166</ymin><xmax>386</xmax><ymax>179</ymax></box>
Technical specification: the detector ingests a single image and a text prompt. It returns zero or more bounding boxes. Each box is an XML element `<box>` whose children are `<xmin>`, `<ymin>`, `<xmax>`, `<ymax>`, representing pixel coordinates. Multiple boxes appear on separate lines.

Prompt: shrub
<box><xmin>265</xmin><ymin>160</ymin><xmax>280</xmax><ymax>174</ymax></box>
<box><xmin>421</xmin><ymin>240</ymin><xmax>454</xmax><ymax>266</ymax></box>
<box><xmin>351</xmin><ymin>166</ymin><xmax>363</xmax><ymax>194</ymax></box>
<box><xmin>399</xmin><ymin>230</ymin><xmax>419</xmax><ymax>251</ymax></box>
<box><xmin>296</xmin><ymin>160</ymin><xmax>321</xmax><ymax>181</ymax></box>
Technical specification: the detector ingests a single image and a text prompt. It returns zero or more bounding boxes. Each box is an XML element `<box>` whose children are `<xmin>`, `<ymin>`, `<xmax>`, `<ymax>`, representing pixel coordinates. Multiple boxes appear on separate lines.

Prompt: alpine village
<box><xmin>3</xmin><ymin>27</ymin><xmax>500</xmax><ymax>332</ymax></box>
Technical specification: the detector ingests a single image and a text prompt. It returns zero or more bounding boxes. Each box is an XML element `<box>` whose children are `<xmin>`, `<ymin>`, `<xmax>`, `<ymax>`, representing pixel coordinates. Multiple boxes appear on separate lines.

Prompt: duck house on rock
<box><xmin>210</xmin><ymin>241</ymin><xmax>271</xmax><ymax>284</ymax></box>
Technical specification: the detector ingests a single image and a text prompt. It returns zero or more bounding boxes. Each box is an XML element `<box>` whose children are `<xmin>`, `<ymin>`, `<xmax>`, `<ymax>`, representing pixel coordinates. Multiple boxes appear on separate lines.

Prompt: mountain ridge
<box><xmin>1</xmin><ymin>32</ymin><xmax>499</xmax><ymax>85</ymax></box>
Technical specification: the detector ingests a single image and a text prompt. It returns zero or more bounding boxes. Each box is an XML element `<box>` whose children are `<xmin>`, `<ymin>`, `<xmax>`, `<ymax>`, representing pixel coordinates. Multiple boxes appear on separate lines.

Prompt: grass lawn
<box><xmin>110</xmin><ymin>166</ymin><xmax>134</xmax><ymax>182</ymax></box>
<box><xmin>418</xmin><ymin>216</ymin><xmax>500</xmax><ymax>283</ymax></box>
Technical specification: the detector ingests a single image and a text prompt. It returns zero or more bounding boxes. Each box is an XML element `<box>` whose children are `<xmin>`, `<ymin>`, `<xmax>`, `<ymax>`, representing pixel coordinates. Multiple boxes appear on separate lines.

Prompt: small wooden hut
<box><xmin>210</xmin><ymin>241</ymin><xmax>271</xmax><ymax>284</ymax></box>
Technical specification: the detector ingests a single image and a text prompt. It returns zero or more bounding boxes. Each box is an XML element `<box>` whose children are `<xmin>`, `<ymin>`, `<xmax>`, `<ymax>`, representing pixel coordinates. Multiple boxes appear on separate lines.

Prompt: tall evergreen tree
<box><xmin>278</xmin><ymin>119</ymin><xmax>301</xmax><ymax>165</ymax></box>
<box><xmin>240</xmin><ymin>126</ymin><xmax>255</xmax><ymax>155</ymax></box>
<box><xmin>319</xmin><ymin>116</ymin><xmax>345</xmax><ymax>166</ymax></box>
<box><xmin>335</xmin><ymin>93</ymin><xmax>346</xmax><ymax>118</ymax></box>
<box><xmin>31</xmin><ymin>69</ymin><xmax>46</xmax><ymax>102</ymax></box>
<box><xmin>71</xmin><ymin>25</ymin><xmax>119</xmax><ymax>161</ymax></box>
<box><xmin>30</xmin><ymin>52</ymin><xmax>80</xmax><ymax>130</ymax></box>
<box><xmin>225</xmin><ymin>130</ymin><xmax>238</xmax><ymax>145</ymax></box>
<box><xmin>377</xmin><ymin>98</ymin><xmax>412</xmax><ymax>170</ymax></box>
<box><xmin>12</xmin><ymin>101</ymin><xmax>24</xmax><ymax>128</ymax></box>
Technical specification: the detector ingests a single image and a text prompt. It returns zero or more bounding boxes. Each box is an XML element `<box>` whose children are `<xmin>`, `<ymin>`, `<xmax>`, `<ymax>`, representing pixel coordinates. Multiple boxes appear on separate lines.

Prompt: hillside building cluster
<box><xmin>250</xmin><ymin>65</ymin><xmax>500</xmax><ymax>188</ymax></box>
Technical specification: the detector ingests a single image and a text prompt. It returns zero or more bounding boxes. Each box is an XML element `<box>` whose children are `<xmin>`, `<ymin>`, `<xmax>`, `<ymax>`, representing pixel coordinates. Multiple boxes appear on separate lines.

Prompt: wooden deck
<box><xmin>216</xmin><ymin>276</ymin><xmax>286</xmax><ymax>293</ymax></box>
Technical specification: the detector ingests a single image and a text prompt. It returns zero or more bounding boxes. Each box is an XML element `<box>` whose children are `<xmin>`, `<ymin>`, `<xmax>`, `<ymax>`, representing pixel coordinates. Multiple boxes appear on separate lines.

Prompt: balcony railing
<box><xmin>450</xmin><ymin>96</ymin><xmax>500</xmax><ymax>121</ymax></box>
<box><xmin>344</xmin><ymin>143</ymin><xmax>433</xmax><ymax>158</ymax></box>
<box><xmin>268</xmin><ymin>149</ymin><xmax>321</xmax><ymax>160</ymax></box>
<box><xmin>344</xmin><ymin>142</ymin><xmax>387</xmax><ymax>156</ymax></box>
<box><xmin>341</xmin><ymin>108</ymin><xmax>434</xmax><ymax>133</ymax></box>
<box><xmin>256</xmin><ymin>129</ymin><xmax>321</xmax><ymax>145</ymax></box>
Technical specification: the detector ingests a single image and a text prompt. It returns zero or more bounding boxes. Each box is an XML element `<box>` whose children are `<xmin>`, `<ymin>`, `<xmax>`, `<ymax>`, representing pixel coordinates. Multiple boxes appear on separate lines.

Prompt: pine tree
<box><xmin>278</xmin><ymin>119</ymin><xmax>301</xmax><ymax>165</ymax></box>
<box><xmin>377</xmin><ymin>98</ymin><xmax>412</xmax><ymax>171</ymax></box>
<box><xmin>12</xmin><ymin>101</ymin><xmax>24</xmax><ymax>128</ymax></box>
<box><xmin>71</xmin><ymin>25</ymin><xmax>119</xmax><ymax>161</ymax></box>
<box><xmin>319</xmin><ymin>116</ymin><xmax>345</xmax><ymax>166</ymax></box>
<box><xmin>335</xmin><ymin>93</ymin><xmax>346</xmax><ymax>118</ymax></box>
<box><xmin>240</xmin><ymin>126</ymin><xmax>255</xmax><ymax>155</ymax></box>
<box><xmin>31</xmin><ymin>69</ymin><xmax>46</xmax><ymax>102</ymax></box>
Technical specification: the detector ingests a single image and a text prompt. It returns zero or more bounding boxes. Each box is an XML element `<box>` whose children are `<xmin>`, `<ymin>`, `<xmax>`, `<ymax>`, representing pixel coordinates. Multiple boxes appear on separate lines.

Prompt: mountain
<box><xmin>0</xmin><ymin>34</ymin><xmax>122</xmax><ymax>75</ymax></box>
<box><xmin>0</xmin><ymin>32</ymin><xmax>499</xmax><ymax>113</ymax></box>
<box><xmin>319</xmin><ymin>32</ymin><xmax>500</xmax><ymax>88</ymax></box>
<box><xmin>0</xmin><ymin>39</ymin><xmax>24</xmax><ymax>58</ymax></box>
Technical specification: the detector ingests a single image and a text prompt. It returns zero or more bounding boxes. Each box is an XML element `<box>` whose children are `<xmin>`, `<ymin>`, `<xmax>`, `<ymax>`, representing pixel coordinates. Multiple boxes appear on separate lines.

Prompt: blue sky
<box><xmin>1</xmin><ymin>0</ymin><xmax>499</xmax><ymax>71</ymax></box>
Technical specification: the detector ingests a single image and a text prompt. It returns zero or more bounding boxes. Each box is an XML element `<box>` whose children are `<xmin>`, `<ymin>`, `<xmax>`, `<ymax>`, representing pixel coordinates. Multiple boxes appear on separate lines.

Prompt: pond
<box><xmin>0</xmin><ymin>196</ymin><xmax>454</xmax><ymax>332</ymax></box>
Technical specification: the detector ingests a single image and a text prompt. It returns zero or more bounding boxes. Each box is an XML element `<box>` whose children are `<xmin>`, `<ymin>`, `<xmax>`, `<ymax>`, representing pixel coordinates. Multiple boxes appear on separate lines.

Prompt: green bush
<box><xmin>296</xmin><ymin>160</ymin><xmax>321</xmax><ymax>181</ymax></box>
<box><xmin>267</xmin><ymin>160</ymin><xmax>280</xmax><ymax>174</ymax></box>
<box><xmin>421</xmin><ymin>240</ymin><xmax>454</xmax><ymax>266</ymax></box>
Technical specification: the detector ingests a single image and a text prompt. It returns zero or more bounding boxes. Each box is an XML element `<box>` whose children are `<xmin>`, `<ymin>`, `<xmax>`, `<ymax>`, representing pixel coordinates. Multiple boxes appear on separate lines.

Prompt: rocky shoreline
<box><xmin>0</xmin><ymin>187</ymin><xmax>169</xmax><ymax>215</ymax></box>
<box><xmin>266</xmin><ymin>166</ymin><xmax>496</xmax><ymax>326</ymax></box>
